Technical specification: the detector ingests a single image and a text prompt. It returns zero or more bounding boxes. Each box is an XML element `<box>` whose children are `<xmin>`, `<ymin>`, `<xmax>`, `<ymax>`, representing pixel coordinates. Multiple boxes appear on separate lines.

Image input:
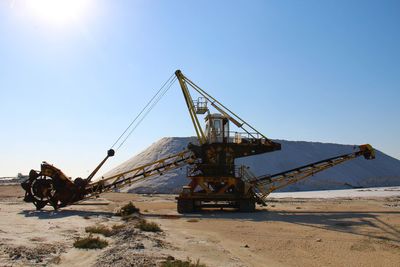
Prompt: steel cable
<box><xmin>115</xmin><ymin>75</ymin><xmax>177</xmax><ymax>151</ymax></box>
<box><xmin>110</xmin><ymin>73</ymin><xmax>176</xmax><ymax>150</ymax></box>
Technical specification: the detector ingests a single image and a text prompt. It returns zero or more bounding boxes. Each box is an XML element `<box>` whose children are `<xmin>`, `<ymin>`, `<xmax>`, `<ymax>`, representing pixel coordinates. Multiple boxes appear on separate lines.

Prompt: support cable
<box><xmin>110</xmin><ymin>73</ymin><xmax>176</xmax><ymax>151</ymax></box>
<box><xmin>115</xmin><ymin>76</ymin><xmax>177</xmax><ymax>151</ymax></box>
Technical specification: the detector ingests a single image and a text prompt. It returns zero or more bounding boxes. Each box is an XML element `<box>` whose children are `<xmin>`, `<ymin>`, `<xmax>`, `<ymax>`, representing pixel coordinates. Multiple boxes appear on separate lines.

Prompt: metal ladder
<box><xmin>239</xmin><ymin>166</ymin><xmax>270</xmax><ymax>206</ymax></box>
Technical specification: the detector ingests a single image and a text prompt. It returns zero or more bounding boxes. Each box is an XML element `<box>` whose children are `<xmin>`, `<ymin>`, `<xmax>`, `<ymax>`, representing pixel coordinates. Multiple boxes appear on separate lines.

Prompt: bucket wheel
<box><xmin>22</xmin><ymin>171</ymin><xmax>57</xmax><ymax>210</ymax></box>
<box><xmin>22</xmin><ymin>165</ymin><xmax>84</xmax><ymax>210</ymax></box>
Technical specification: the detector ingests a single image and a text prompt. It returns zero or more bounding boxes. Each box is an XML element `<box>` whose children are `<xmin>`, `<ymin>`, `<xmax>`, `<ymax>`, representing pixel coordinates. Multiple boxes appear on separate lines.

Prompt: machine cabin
<box><xmin>205</xmin><ymin>113</ymin><xmax>229</xmax><ymax>144</ymax></box>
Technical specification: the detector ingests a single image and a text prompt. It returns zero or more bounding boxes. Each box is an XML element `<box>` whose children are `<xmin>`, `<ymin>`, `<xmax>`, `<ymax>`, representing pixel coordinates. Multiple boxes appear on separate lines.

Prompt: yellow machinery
<box><xmin>21</xmin><ymin>70</ymin><xmax>375</xmax><ymax>212</ymax></box>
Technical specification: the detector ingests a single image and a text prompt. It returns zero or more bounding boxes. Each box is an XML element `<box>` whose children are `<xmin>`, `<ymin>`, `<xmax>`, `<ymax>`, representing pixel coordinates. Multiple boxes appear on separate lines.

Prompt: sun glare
<box><xmin>26</xmin><ymin>0</ymin><xmax>91</xmax><ymax>26</ymax></box>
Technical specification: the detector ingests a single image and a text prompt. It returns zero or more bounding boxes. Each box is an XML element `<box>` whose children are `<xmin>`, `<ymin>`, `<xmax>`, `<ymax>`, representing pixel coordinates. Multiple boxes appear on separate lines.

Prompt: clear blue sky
<box><xmin>1</xmin><ymin>0</ymin><xmax>399</xmax><ymax>177</ymax></box>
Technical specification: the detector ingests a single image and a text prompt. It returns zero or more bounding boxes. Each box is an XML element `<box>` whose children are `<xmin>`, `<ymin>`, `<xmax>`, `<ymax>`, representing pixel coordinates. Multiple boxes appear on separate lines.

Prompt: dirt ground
<box><xmin>0</xmin><ymin>185</ymin><xmax>399</xmax><ymax>267</ymax></box>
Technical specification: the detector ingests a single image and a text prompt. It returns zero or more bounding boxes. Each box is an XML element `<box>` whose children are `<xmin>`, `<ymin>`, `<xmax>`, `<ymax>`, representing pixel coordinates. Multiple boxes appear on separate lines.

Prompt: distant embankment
<box><xmin>0</xmin><ymin>175</ymin><xmax>28</xmax><ymax>185</ymax></box>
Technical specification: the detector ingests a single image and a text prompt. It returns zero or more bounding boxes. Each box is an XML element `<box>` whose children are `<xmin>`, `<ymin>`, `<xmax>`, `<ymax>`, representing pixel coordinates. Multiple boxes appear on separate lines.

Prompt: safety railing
<box><xmin>228</xmin><ymin>131</ymin><xmax>269</xmax><ymax>144</ymax></box>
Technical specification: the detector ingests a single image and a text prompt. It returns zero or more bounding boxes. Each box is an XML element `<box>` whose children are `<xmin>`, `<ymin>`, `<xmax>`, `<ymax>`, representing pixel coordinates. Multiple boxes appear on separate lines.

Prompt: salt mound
<box><xmin>103</xmin><ymin>137</ymin><xmax>400</xmax><ymax>194</ymax></box>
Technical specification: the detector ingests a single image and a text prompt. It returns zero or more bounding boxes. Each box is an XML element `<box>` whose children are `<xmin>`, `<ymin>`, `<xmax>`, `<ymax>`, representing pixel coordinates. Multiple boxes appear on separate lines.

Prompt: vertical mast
<box><xmin>175</xmin><ymin>70</ymin><xmax>207</xmax><ymax>145</ymax></box>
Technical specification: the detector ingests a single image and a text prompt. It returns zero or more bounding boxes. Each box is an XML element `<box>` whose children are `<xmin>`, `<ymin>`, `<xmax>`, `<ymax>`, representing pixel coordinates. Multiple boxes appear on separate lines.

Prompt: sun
<box><xmin>25</xmin><ymin>0</ymin><xmax>92</xmax><ymax>26</ymax></box>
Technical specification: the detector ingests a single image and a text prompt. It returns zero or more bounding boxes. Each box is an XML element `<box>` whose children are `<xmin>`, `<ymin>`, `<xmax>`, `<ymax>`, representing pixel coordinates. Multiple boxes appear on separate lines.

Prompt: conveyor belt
<box><xmin>243</xmin><ymin>144</ymin><xmax>375</xmax><ymax>203</ymax></box>
<box><xmin>83</xmin><ymin>150</ymin><xmax>193</xmax><ymax>199</ymax></box>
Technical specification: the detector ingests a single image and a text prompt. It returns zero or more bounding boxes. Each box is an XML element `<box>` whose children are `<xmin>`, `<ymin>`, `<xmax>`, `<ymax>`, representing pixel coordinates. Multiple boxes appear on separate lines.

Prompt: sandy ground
<box><xmin>0</xmin><ymin>185</ymin><xmax>399</xmax><ymax>267</ymax></box>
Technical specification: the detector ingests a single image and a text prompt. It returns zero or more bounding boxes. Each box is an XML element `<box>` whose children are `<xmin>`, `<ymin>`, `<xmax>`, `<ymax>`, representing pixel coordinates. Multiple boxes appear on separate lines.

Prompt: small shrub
<box><xmin>111</xmin><ymin>224</ymin><xmax>125</xmax><ymax>232</ymax></box>
<box><xmin>116</xmin><ymin>202</ymin><xmax>140</xmax><ymax>216</ymax></box>
<box><xmin>85</xmin><ymin>225</ymin><xmax>113</xmax><ymax>237</ymax></box>
<box><xmin>161</xmin><ymin>257</ymin><xmax>206</xmax><ymax>267</ymax></box>
<box><xmin>85</xmin><ymin>224</ymin><xmax>127</xmax><ymax>237</ymax></box>
<box><xmin>73</xmin><ymin>235</ymin><xmax>108</xmax><ymax>249</ymax></box>
<box><xmin>136</xmin><ymin>219</ymin><xmax>162</xmax><ymax>232</ymax></box>
<box><xmin>187</xmin><ymin>219</ymin><xmax>199</xmax><ymax>223</ymax></box>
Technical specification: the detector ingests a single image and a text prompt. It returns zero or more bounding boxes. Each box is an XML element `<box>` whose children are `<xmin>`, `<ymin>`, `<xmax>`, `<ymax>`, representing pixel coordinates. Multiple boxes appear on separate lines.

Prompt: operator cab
<box><xmin>205</xmin><ymin>113</ymin><xmax>229</xmax><ymax>144</ymax></box>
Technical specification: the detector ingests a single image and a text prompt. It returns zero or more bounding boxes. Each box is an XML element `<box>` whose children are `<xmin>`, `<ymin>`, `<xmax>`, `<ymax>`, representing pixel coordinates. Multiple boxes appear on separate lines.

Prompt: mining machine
<box><xmin>21</xmin><ymin>70</ymin><xmax>375</xmax><ymax>213</ymax></box>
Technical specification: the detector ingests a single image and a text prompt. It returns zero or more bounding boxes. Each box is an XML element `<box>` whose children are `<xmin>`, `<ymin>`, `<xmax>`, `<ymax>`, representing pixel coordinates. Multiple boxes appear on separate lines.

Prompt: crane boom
<box><xmin>175</xmin><ymin>70</ymin><xmax>207</xmax><ymax>145</ymax></box>
<box><xmin>175</xmin><ymin>70</ymin><xmax>274</xmax><ymax>143</ymax></box>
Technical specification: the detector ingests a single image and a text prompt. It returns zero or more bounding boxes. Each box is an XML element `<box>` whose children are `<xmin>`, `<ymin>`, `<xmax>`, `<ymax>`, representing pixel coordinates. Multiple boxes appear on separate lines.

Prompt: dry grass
<box><xmin>73</xmin><ymin>235</ymin><xmax>108</xmax><ymax>249</ymax></box>
<box><xmin>85</xmin><ymin>224</ymin><xmax>127</xmax><ymax>237</ymax></box>
<box><xmin>111</xmin><ymin>224</ymin><xmax>125</xmax><ymax>231</ymax></box>
<box><xmin>115</xmin><ymin>202</ymin><xmax>140</xmax><ymax>216</ymax></box>
<box><xmin>136</xmin><ymin>219</ymin><xmax>162</xmax><ymax>232</ymax></box>
<box><xmin>85</xmin><ymin>225</ymin><xmax>113</xmax><ymax>237</ymax></box>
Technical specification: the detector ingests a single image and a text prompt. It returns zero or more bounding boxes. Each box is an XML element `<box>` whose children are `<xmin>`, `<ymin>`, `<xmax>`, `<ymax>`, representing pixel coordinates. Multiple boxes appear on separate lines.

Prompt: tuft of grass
<box><xmin>120</xmin><ymin>201</ymin><xmax>140</xmax><ymax>216</ymax></box>
<box><xmin>85</xmin><ymin>224</ymin><xmax>126</xmax><ymax>237</ymax></box>
<box><xmin>73</xmin><ymin>234</ymin><xmax>108</xmax><ymax>249</ymax></box>
<box><xmin>136</xmin><ymin>219</ymin><xmax>162</xmax><ymax>232</ymax></box>
<box><xmin>186</xmin><ymin>219</ymin><xmax>199</xmax><ymax>223</ymax></box>
<box><xmin>161</xmin><ymin>257</ymin><xmax>206</xmax><ymax>267</ymax></box>
<box><xmin>85</xmin><ymin>225</ymin><xmax>113</xmax><ymax>237</ymax></box>
<box><xmin>111</xmin><ymin>224</ymin><xmax>125</xmax><ymax>231</ymax></box>
<box><xmin>115</xmin><ymin>201</ymin><xmax>140</xmax><ymax>221</ymax></box>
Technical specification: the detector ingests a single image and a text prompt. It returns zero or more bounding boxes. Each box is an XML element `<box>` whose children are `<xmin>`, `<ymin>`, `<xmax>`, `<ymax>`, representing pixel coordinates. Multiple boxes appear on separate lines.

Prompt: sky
<box><xmin>0</xmin><ymin>0</ymin><xmax>399</xmax><ymax>177</ymax></box>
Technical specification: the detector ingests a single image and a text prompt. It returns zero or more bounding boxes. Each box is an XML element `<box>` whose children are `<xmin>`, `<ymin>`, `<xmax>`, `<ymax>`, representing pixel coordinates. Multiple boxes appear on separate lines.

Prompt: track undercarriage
<box><xmin>176</xmin><ymin>176</ymin><xmax>256</xmax><ymax>213</ymax></box>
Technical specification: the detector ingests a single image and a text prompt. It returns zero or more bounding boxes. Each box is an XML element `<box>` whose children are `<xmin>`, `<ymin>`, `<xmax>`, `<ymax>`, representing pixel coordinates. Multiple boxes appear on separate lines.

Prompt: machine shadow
<box><xmin>19</xmin><ymin>209</ymin><xmax>115</xmax><ymax>219</ymax></box>
<box><xmin>175</xmin><ymin>209</ymin><xmax>400</xmax><ymax>243</ymax></box>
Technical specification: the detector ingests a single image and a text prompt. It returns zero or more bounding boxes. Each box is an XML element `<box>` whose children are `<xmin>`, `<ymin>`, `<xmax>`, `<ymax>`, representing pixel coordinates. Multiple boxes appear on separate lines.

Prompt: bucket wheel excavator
<box><xmin>21</xmin><ymin>70</ymin><xmax>375</xmax><ymax>212</ymax></box>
